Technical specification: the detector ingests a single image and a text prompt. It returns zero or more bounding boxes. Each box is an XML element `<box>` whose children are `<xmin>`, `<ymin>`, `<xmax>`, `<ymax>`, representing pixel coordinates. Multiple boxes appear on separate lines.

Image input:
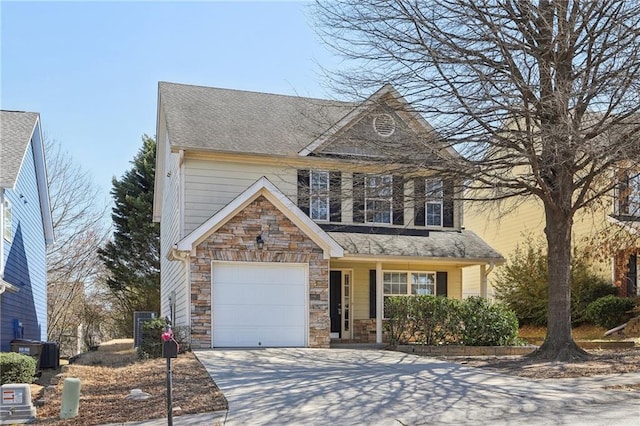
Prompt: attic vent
<box><xmin>373</xmin><ymin>114</ymin><xmax>395</xmax><ymax>137</ymax></box>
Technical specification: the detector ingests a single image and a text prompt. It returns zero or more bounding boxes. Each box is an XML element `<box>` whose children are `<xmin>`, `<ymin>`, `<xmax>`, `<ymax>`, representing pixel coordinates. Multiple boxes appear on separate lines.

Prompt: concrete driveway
<box><xmin>195</xmin><ymin>348</ymin><xmax>640</xmax><ymax>425</ymax></box>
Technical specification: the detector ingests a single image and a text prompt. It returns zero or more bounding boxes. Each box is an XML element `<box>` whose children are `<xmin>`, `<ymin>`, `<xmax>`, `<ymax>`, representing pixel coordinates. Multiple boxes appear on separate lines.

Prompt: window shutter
<box><xmin>393</xmin><ymin>175</ymin><xmax>404</xmax><ymax>225</ymax></box>
<box><xmin>436</xmin><ymin>272</ymin><xmax>448</xmax><ymax>297</ymax></box>
<box><xmin>414</xmin><ymin>177</ymin><xmax>425</xmax><ymax>226</ymax></box>
<box><xmin>369</xmin><ymin>270</ymin><xmax>377</xmax><ymax>318</ymax></box>
<box><xmin>297</xmin><ymin>170</ymin><xmax>310</xmax><ymax>216</ymax></box>
<box><xmin>353</xmin><ymin>173</ymin><xmax>365</xmax><ymax>223</ymax></box>
<box><xmin>329</xmin><ymin>171</ymin><xmax>342</xmax><ymax>222</ymax></box>
<box><xmin>443</xmin><ymin>179</ymin><xmax>454</xmax><ymax>228</ymax></box>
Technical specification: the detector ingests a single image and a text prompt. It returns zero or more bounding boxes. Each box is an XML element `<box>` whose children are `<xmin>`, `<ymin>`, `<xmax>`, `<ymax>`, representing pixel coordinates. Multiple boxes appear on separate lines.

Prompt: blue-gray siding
<box><xmin>1</xmin><ymin>140</ymin><xmax>48</xmax><ymax>351</ymax></box>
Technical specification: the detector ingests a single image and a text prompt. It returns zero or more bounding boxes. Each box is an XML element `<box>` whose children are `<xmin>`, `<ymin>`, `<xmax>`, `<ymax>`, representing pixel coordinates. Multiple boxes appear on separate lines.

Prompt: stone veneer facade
<box><xmin>189</xmin><ymin>195</ymin><xmax>330</xmax><ymax>349</ymax></box>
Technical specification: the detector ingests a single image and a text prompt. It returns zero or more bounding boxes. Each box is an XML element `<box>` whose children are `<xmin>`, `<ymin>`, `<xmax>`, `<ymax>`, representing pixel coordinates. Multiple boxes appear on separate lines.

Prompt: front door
<box><xmin>330</xmin><ymin>271</ymin><xmax>341</xmax><ymax>338</ymax></box>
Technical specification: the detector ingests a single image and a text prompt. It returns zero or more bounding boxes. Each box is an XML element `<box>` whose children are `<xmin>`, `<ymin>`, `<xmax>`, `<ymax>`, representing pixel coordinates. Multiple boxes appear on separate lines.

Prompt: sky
<box><xmin>1</xmin><ymin>0</ymin><xmax>339</xmax><ymax>206</ymax></box>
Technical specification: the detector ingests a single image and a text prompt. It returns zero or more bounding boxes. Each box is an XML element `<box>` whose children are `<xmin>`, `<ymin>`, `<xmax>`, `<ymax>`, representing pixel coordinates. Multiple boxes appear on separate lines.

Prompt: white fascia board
<box><xmin>30</xmin><ymin>117</ymin><xmax>54</xmax><ymax>245</ymax></box>
<box><xmin>175</xmin><ymin>176</ymin><xmax>344</xmax><ymax>259</ymax></box>
<box><xmin>152</xmin><ymin>93</ymin><xmax>166</xmax><ymax>222</ymax></box>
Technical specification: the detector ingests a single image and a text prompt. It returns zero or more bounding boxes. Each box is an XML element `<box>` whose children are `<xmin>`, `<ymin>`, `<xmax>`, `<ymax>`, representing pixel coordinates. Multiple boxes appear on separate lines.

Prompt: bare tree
<box><xmin>45</xmin><ymin>138</ymin><xmax>111</xmax><ymax>355</ymax></box>
<box><xmin>315</xmin><ymin>0</ymin><xmax>640</xmax><ymax>360</ymax></box>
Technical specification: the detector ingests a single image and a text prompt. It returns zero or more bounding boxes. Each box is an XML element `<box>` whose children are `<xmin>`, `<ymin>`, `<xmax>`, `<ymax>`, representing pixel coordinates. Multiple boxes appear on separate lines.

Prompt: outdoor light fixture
<box><xmin>256</xmin><ymin>235</ymin><xmax>264</xmax><ymax>250</ymax></box>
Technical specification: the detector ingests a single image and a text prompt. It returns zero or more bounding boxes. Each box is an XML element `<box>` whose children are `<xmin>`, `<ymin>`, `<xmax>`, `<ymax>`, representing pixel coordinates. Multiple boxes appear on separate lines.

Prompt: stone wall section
<box><xmin>189</xmin><ymin>195</ymin><xmax>330</xmax><ymax>349</ymax></box>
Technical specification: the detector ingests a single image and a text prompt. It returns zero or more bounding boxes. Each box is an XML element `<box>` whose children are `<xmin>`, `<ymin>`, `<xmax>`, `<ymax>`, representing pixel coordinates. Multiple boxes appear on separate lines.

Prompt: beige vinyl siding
<box><xmin>160</xmin><ymin>133</ymin><xmax>188</xmax><ymax>327</ymax></box>
<box><xmin>183</xmin><ymin>159</ymin><xmax>296</xmax><ymax>235</ymax></box>
<box><xmin>463</xmin><ymin>196</ymin><xmax>612</xmax><ymax>298</ymax></box>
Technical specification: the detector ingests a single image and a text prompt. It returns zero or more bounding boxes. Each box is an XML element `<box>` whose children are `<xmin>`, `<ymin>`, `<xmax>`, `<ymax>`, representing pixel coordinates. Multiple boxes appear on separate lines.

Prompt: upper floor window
<box><xmin>365</xmin><ymin>175</ymin><xmax>392</xmax><ymax>224</ymax></box>
<box><xmin>426</xmin><ymin>179</ymin><xmax>443</xmax><ymax>226</ymax></box>
<box><xmin>3</xmin><ymin>199</ymin><xmax>12</xmax><ymax>242</ymax></box>
<box><xmin>618</xmin><ymin>172</ymin><xmax>640</xmax><ymax>217</ymax></box>
<box><xmin>310</xmin><ymin>170</ymin><xmax>330</xmax><ymax>221</ymax></box>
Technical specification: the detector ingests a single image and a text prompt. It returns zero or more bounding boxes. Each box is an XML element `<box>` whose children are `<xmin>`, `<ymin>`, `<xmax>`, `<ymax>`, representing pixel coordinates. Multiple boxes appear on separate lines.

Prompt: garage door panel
<box><xmin>213</xmin><ymin>326</ymin><xmax>306</xmax><ymax>347</ymax></box>
<box><xmin>214</xmin><ymin>305</ymin><xmax>306</xmax><ymax>326</ymax></box>
<box><xmin>214</xmin><ymin>284</ymin><xmax>305</xmax><ymax>305</ymax></box>
<box><xmin>212</xmin><ymin>262</ymin><xmax>307</xmax><ymax>347</ymax></box>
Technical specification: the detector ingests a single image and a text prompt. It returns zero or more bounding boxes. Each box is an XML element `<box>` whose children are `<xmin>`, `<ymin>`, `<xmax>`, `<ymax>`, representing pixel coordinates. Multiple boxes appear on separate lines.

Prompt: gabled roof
<box><xmin>0</xmin><ymin>110</ymin><xmax>54</xmax><ymax>245</ymax></box>
<box><xmin>158</xmin><ymin>82</ymin><xmax>356</xmax><ymax>156</ymax></box>
<box><xmin>174</xmin><ymin>177</ymin><xmax>344</xmax><ymax>259</ymax></box>
<box><xmin>298</xmin><ymin>84</ymin><xmax>446</xmax><ymax>157</ymax></box>
<box><xmin>1</xmin><ymin>111</ymin><xmax>40</xmax><ymax>187</ymax></box>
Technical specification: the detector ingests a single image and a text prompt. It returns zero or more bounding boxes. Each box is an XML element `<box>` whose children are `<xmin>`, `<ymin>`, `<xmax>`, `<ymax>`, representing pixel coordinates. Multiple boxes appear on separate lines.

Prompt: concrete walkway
<box><xmin>192</xmin><ymin>347</ymin><xmax>640</xmax><ymax>425</ymax></box>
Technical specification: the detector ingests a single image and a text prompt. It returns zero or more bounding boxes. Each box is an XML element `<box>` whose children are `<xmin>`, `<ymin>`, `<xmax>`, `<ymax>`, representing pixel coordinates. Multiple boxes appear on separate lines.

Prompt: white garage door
<box><xmin>212</xmin><ymin>262</ymin><xmax>307</xmax><ymax>347</ymax></box>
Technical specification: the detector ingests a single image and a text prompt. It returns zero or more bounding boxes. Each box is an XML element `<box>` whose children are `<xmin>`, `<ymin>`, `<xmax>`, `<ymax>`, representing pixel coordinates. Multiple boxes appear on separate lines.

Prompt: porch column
<box><xmin>480</xmin><ymin>264</ymin><xmax>487</xmax><ymax>298</ymax></box>
<box><xmin>376</xmin><ymin>261</ymin><xmax>383</xmax><ymax>344</ymax></box>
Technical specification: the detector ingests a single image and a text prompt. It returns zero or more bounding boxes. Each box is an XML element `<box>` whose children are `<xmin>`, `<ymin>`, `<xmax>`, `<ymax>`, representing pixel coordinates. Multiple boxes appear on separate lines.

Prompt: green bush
<box><xmin>0</xmin><ymin>352</ymin><xmax>37</xmax><ymax>384</ymax></box>
<box><xmin>137</xmin><ymin>318</ymin><xmax>190</xmax><ymax>359</ymax></box>
<box><xmin>494</xmin><ymin>239</ymin><xmax>618</xmax><ymax>326</ymax></box>
<box><xmin>384</xmin><ymin>296</ymin><xmax>412</xmax><ymax>348</ymax></box>
<box><xmin>384</xmin><ymin>295</ymin><xmax>519</xmax><ymax>347</ymax></box>
<box><xmin>585</xmin><ymin>295</ymin><xmax>635</xmax><ymax>329</ymax></box>
<box><xmin>458</xmin><ymin>297</ymin><xmax>520</xmax><ymax>346</ymax></box>
<box><xmin>411</xmin><ymin>295</ymin><xmax>462</xmax><ymax>345</ymax></box>
<box><xmin>137</xmin><ymin>317</ymin><xmax>168</xmax><ymax>359</ymax></box>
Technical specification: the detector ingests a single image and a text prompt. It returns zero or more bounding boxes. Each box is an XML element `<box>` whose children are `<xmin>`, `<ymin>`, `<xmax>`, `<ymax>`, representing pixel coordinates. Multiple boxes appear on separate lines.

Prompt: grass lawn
<box><xmin>34</xmin><ymin>339</ymin><xmax>227</xmax><ymax>425</ymax></box>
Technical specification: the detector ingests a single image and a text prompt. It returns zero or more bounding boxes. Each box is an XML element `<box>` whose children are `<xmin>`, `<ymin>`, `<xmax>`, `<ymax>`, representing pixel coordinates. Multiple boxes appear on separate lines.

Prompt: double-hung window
<box><xmin>383</xmin><ymin>271</ymin><xmax>436</xmax><ymax>317</ymax></box>
<box><xmin>310</xmin><ymin>170</ymin><xmax>330</xmax><ymax>221</ymax></box>
<box><xmin>426</xmin><ymin>179</ymin><xmax>443</xmax><ymax>226</ymax></box>
<box><xmin>365</xmin><ymin>175</ymin><xmax>392</xmax><ymax>224</ymax></box>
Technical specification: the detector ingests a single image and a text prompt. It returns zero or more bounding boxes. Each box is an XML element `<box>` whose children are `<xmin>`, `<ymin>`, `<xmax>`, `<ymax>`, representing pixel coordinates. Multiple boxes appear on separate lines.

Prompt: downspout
<box><xmin>481</xmin><ymin>262</ymin><xmax>495</xmax><ymax>298</ymax></box>
<box><xmin>376</xmin><ymin>261</ymin><xmax>383</xmax><ymax>344</ymax></box>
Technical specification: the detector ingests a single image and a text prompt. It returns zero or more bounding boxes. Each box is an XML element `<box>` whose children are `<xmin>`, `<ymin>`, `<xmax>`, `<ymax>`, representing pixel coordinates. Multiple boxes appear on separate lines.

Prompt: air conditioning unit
<box><xmin>133</xmin><ymin>311</ymin><xmax>156</xmax><ymax>348</ymax></box>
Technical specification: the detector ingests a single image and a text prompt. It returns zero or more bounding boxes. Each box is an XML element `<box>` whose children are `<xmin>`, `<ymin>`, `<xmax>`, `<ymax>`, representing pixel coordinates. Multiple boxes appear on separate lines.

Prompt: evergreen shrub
<box><xmin>0</xmin><ymin>352</ymin><xmax>36</xmax><ymax>384</ymax></box>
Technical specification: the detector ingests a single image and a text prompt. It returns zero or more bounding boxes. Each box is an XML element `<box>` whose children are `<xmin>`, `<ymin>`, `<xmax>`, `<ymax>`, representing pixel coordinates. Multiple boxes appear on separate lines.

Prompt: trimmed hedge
<box><xmin>384</xmin><ymin>295</ymin><xmax>520</xmax><ymax>348</ymax></box>
<box><xmin>0</xmin><ymin>352</ymin><xmax>37</xmax><ymax>384</ymax></box>
<box><xmin>585</xmin><ymin>295</ymin><xmax>635</xmax><ymax>329</ymax></box>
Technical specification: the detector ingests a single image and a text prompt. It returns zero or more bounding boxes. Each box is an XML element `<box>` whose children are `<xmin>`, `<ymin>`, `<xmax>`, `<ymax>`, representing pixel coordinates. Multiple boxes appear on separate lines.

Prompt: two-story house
<box><xmin>0</xmin><ymin>110</ymin><xmax>54</xmax><ymax>351</ymax></box>
<box><xmin>153</xmin><ymin>82</ymin><xmax>503</xmax><ymax>349</ymax></box>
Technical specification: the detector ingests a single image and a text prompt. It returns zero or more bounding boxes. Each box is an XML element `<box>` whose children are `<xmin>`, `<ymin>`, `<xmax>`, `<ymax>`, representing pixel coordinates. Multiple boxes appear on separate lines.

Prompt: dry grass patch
<box><xmin>518</xmin><ymin>325</ymin><xmax>609</xmax><ymax>343</ymax></box>
<box><xmin>35</xmin><ymin>340</ymin><xmax>227</xmax><ymax>425</ymax></box>
<box><xmin>452</xmin><ymin>345</ymin><xmax>640</xmax><ymax>380</ymax></box>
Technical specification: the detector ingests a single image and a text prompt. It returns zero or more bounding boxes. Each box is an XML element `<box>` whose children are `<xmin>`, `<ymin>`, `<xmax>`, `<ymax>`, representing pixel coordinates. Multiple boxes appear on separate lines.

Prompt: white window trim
<box><xmin>426</xmin><ymin>178</ymin><xmax>443</xmax><ymax>227</ymax></box>
<box><xmin>365</xmin><ymin>174</ymin><xmax>393</xmax><ymax>224</ymax></box>
<box><xmin>310</xmin><ymin>170</ymin><xmax>330</xmax><ymax>221</ymax></box>
<box><xmin>382</xmin><ymin>270</ymin><xmax>437</xmax><ymax>317</ymax></box>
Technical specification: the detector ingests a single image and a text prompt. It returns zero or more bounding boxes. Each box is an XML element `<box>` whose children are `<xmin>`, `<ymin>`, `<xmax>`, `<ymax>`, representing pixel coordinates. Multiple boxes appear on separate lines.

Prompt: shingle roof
<box><xmin>158</xmin><ymin>82</ymin><xmax>357</xmax><ymax>156</ymax></box>
<box><xmin>0</xmin><ymin>110</ymin><xmax>39</xmax><ymax>187</ymax></box>
<box><xmin>328</xmin><ymin>230</ymin><xmax>504</xmax><ymax>262</ymax></box>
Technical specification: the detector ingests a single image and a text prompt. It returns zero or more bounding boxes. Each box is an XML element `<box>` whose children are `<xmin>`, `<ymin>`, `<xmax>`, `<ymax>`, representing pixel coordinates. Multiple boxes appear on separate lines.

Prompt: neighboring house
<box><xmin>0</xmin><ymin>110</ymin><xmax>54</xmax><ymax>351</ymax></box>
<box><xmin>463</xmin><ymin>167</ymin><xmax>640</xmax><ymax>299</ymax></box>
<box><xmin>153</xmin><ymin>82</ymin><xmax>503</xmax><ymax>349</ymax></box>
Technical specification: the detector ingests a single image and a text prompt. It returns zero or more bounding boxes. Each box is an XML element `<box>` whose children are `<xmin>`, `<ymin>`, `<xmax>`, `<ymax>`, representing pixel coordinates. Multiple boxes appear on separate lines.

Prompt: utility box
<box><xmin>0</xmin><ymin>384</ymin><xmax>36</xmax><ymax>424</ymax></box>
<box><xmin>10</xmin><ymin>340</ymin><xmax>44</xmax><ymax>371</ymax></box>
<box><xmin>40</xmin><ymin>342</ymin><xmax>60</xmax><ymax>369</ymax></box>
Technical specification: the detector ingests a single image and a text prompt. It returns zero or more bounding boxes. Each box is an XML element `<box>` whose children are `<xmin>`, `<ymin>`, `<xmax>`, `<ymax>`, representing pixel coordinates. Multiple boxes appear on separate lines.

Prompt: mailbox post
<box><xmin>162</xmin><ymin>324</ymin><xmax>179</xmax><ymax>426</ymax></box>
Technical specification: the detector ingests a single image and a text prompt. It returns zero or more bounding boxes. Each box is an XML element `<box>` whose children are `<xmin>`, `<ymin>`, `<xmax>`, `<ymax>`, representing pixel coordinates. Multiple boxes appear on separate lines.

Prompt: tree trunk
<box><xmin>529</xmin><ymin>204</ymin><xmax>590</xmax><ymax>361</ymax></box>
